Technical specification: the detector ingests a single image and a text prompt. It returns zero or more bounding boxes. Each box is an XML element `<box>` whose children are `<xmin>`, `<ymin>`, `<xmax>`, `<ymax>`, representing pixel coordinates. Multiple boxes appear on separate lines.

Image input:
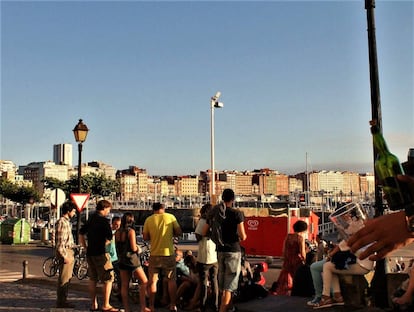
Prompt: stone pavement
<box><xmin>0</xmin><ymin>277</ymin><xmax>390</xmax><ymax>312</ymax></box>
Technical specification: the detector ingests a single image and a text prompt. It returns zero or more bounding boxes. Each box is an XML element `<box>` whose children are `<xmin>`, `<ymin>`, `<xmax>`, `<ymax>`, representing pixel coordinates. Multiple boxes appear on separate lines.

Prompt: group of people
<box><xmin>53</xmin><ymin>188</ymin><xmax>247</xmax><ymax>312</ymax></box>
<box><xmin>269</xmin><ymin>174</ymin><xmax>414</xmax><ymax>310</ymax></box>
<box><xmin>53</xmin><ymin>174</ymin><xmax>414</xmax><ymax>311</ymax></box>
<box><xmin>54</xmin><ymin>199</ymin><xmax>117</xmax><ymax>311</ymax></box>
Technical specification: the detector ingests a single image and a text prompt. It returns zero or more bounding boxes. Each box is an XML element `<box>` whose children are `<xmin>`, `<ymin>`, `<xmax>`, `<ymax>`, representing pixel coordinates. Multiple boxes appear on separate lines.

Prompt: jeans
<box><xmin>197</xmin><ymin>261</ymin><xmax>219</xmax><ymax>310</ymax></box>
<box><xmin>310</xmin><ymin>259</ymin><xmax>326</xmax><ymax>298</ymax></box>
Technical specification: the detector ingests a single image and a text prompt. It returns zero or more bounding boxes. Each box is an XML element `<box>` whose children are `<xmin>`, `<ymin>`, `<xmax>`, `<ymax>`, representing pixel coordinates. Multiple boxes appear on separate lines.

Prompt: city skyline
<box><xmin>4</xmin><ymin>151</ymin><xmax>376</xmax><ymax>177</ymax></box>
<box><xmin>1</xmin><ymin>1</ymin><xmax>413</xmax><ymax>176</ymax></box>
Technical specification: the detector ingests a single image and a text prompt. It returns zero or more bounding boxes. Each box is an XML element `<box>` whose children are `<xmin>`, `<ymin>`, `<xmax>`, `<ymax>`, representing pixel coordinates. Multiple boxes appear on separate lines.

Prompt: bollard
<box><xmin>22</xmin><ymin>260</ymin><xmax>28</xmax><ymax>280</ymax></box>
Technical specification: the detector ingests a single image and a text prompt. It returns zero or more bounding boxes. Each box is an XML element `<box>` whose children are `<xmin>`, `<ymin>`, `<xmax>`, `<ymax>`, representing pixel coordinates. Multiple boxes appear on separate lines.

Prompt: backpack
<box><xmin>209</xmin><ymin>203</ymin><xmax>226</xmax><ymax>247</ymax></box>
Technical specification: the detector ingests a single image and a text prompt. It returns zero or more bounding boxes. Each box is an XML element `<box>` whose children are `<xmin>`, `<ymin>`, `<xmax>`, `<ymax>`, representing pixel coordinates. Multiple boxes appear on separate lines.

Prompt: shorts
<box><xmin>148</xmin><ymin>255</ymin><xmax>176</xmax><ymax>282</ymax></box>
<box><xmin>119</xmin><ymin>261</ymin><xmax>141</xmax><ymax>272</ymax></box>
<box><xmin>218</xmin><ymin>252</ymin><xmax>241</xmax><ymax>292</ymax></box>
<box><xmin>87</xmin><ymin>253</ymin><xmax>114</xmax><ymax>283</ymax></box>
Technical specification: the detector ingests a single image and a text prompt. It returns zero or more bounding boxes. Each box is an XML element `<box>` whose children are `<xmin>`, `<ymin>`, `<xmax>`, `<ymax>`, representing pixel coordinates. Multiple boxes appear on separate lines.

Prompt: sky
<box><xmin>1</xmin><ymin>0</ymin><xmax>413</xmax><ymax>176</ymax></box>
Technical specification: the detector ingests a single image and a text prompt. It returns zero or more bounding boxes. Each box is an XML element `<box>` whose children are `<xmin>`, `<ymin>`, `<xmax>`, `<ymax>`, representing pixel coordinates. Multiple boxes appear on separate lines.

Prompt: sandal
<box><xmin>313</xmin><ymin>296</ymin><xmax>334</xmax><ymax>309</ymax></box>
<box><xmin>333</xmin><ymin>295</ymin><xmax>345</xmax><ymax>306</ymax></box>
<box><xmin>102</xmin><ymin>307</ymin><xmax>119</xmax><ymax>312</ymax></box>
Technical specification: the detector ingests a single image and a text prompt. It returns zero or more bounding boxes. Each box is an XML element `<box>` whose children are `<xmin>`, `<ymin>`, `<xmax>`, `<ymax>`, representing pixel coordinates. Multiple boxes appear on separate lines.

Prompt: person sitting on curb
<box><xmin>313</xmin><ymin>240</ymin><xmax>374</xmax><ymax>309</ymax></box>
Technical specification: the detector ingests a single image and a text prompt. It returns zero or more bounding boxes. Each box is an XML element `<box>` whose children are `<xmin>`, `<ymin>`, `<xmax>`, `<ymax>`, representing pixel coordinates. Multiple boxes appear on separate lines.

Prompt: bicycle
<box><xmin>42</xmin><ymin>245</ymin><xmax>88</xmax><ymax>280</ymax></box>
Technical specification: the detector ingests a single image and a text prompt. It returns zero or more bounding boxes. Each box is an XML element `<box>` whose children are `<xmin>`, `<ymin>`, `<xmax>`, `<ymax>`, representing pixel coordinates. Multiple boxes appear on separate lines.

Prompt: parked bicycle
<box><xmin>42</xmin><ymin>245</ymin><xmax>88</xmax><ymax>280</ymax></box>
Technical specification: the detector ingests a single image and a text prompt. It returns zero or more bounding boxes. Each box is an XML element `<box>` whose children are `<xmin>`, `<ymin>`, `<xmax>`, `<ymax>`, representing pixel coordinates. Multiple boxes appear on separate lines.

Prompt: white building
<box><xmin>53</xmin><ymin>144</ymin><xmax>73</xmax><ymax>167</ymax></box>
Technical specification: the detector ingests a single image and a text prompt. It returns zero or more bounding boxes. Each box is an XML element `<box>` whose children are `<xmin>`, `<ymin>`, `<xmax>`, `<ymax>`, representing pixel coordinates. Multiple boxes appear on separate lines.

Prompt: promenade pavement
<box><xmin>0</xmin><ymin>277</ymin><xmax>389</xmax><ymax>312</ymax></box>
<box><xmin>0</xmin><ymin>238</ymin><xmax>401</xmax><ymax>312</ymax></box>
<box><xmin>0</xmin><ymin>249</ymin><xmax>390</xmax><ymax>312</ymax></box>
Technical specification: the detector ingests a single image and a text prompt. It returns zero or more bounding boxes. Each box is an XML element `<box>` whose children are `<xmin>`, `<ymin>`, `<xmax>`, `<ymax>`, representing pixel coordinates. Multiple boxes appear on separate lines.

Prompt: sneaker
<box><xmin>307</xmin><ymin>297</ymin><xmax>321</xmax><ymax>307</ymax></box>
<box><xmin>313</xmin><ymin>297</ymin><xmax>334</xmax><ymax>309</ymax></box>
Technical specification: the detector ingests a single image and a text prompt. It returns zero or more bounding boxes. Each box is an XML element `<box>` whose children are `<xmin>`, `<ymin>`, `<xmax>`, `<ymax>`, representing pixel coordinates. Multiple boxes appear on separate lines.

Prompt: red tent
<box><xmin>241</xmin><ymin>209</ymin><xmax>319</xmax><ymax>257</ymax></box>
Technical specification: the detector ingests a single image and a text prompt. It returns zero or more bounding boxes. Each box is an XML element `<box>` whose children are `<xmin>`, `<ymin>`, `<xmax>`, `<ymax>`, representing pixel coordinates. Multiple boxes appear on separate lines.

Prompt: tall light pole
<box><xmin>210</xmin><ymin>92</ymin><xmax>223</xmax><ymax>205</ymax></box>
<box><xmin>73</xmin><ymin>119</ymin><xmax>89</xmax><ymax>243</ymax></box>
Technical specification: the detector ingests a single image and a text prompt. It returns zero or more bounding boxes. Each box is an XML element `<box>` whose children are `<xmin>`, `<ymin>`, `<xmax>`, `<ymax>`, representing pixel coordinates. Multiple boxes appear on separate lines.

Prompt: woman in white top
<box><xmin>195</xmin><ymin>204</ymin><xmax>219</xmax><ymax>312</ymax></box>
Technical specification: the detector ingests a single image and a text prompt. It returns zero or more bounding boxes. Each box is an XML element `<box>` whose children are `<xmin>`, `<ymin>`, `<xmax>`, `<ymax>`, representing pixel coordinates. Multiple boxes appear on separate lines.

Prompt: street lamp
<box><xmin>210</xmin><ymin>91</ymin><xmax>223</xmax><ymax>205</ymax></box>
<box><xmin>73</xmin><ymin>119</ymin><xmax>89</xmax><ymax>243</ymax></box>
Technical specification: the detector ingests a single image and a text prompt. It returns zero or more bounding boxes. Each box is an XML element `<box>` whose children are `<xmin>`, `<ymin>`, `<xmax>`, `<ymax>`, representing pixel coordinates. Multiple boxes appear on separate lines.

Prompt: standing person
<box><xmin>195</xmin><ymin>203</ymin><xmax>219</xmax><ymax>312</ymax></box>
<box><xmin>272</xmin><ymin>220</ymin><xmax>308</xmax><ymax>296</ymax></box>
<box><xmin>79</xmin><ymin>199</ymin><xmax>118</xmax><ymax>312</ymax></box>
<box><xmin>143</xmin><ymin>202</ymin><xmax>182</xmax><ymax>312</ymax></box>
<box><xmin>203</xmin><ymin>188</ymin><xmax>247</xmax><ymax>312</ymax></box>
<box><xmin>107</xmin><ymin>216</ymin><xmax>121</xmax><ymax>301</ymax></box>
<box><xmin>55</xmin><ymin>201</ymin><xmax>77</xmax><ymax>308</ymax></box>
<box><xmin>115</xmin><ymin>212</ymin><xmax>150</xmax><ymax>312</ymax></box>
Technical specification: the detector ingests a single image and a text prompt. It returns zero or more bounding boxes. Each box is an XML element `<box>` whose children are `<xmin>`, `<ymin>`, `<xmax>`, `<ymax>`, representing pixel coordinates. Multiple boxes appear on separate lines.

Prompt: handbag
<box><xmin>331</xmin><ymin>250</ymin><xmax>357</xmax><ymax>270</ymax></box>
<box><xmin>119</xmin><ymin>228</ymin><xmax>140</xmax><ymax>268</ymax></box>
<box><xmin>124</xmin><ymin>251</ymin><xmax>140</xmax><ymax>268</ymax></box>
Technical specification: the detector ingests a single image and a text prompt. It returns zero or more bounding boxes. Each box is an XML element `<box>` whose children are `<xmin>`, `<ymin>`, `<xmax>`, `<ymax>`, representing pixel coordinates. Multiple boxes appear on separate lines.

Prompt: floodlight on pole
<box><xmin>210</xmin><ymin>92</ymin><xmax>223</xmax><ymax>204</ymax></box>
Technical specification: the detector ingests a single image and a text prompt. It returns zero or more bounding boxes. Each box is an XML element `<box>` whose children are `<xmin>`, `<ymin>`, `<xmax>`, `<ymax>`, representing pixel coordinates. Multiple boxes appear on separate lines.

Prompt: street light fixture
<box><xmin>73</xmin><ymin>119</ymin><xmax>89</xmax><ymax>243</ymax></box>
<box><xmin>210</xmin><ymin>92</ymin><xmax>223</xmax><ymax>204</ymax></box>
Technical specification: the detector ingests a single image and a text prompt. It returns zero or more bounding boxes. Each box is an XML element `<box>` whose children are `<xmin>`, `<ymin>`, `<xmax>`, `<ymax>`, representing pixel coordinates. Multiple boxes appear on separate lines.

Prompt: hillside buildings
<box><xmin>0</xmin><ymin>143</ymin><xmax>377</xmax><ymax>203</ymax></box>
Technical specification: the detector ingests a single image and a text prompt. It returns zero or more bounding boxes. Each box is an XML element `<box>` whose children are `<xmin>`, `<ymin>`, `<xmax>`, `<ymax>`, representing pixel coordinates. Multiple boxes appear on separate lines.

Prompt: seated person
<box><xmin>161</xmin><ymin>249</ymin><xmax>190</xmax><ymax>306</ymax></box>
<box><xmin>291</xmin><ymin>240</ymin><xmax>316</xmax><ymax>297</ymax></box>
<box><xmin>393</xmin><ymin>259</ymin><xmax>414</xmax><ymax>309</ymax></box>
<box><xmin>313</xmin><ymin>240</ymin><xmax>374</xmax><ymax>309</ymax></box>
<box><xmin>176</xmin><ymin>254</ymin><xmax>200</xmax><ymax>310</ymax></box>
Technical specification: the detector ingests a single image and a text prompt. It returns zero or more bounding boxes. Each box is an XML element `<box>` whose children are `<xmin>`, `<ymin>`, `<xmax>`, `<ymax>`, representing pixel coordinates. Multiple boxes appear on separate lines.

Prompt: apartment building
<box><xmin>235</xmin><ymin>173</ymin><xmax>253</xmax><ymax>195</ymax></box>
<box><xmin>21</xmin><ymin>161</ymin><xmax>69</xmax><ymax>195</ymax></box>
<box><xmin>53</xmin><ymin>143</ymin><xmax>73</xmax><ymax>167</ymax></box>
<box><xmin>342</xmin><ymin>171</ymin><xmax>361</xmax><ymax>195</ymax></box>
<box><xmin>118</xmin><ymin>174</ymin><xmax>138</xmax><ymax>201</ymax></box>
<box><xmin>289</xmin><ymin>177</ymin><xmax>303</xmax><ymax>193</ymax></box>
<box><xmin>0</xmin><ymin>160</ymin><xmax>17</xmax><ymax>182</ymax></box>
<box><xmin>175</xmin><ymin>175</ymin><xmax>199</xmax><ymax>196</ymax></box>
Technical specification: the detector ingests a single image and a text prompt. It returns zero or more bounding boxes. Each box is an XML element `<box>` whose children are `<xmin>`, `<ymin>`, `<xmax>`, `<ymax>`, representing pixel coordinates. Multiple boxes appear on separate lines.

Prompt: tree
<box><xmin>42</xmin><ymin>173</ymin><xmax>120</xmax><ymax>199</ymax></box>
<box><xmin>0</xmin><ymin>178</ymin><xmax>40</xmax><ymax>205</ymax></box>
<box><xmin>42</xmin><ymin>177</ymin><xmax>67</xmax><ymax>192</ymax></box>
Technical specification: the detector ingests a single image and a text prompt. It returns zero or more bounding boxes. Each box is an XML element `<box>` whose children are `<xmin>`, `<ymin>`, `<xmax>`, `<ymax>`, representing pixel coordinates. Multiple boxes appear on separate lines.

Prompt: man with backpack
<box><xmin>203</xmin><ymin>189</ymin><xmax>247</xmax><ymax>312</ymax></box>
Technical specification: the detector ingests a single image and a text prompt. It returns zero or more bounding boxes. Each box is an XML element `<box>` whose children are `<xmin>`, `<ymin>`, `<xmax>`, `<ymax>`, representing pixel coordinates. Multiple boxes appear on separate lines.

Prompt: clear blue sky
<box><xmin>1</xmin><ymin>1</ymin><xmax>413</xmax><ymax>176</ymax></box>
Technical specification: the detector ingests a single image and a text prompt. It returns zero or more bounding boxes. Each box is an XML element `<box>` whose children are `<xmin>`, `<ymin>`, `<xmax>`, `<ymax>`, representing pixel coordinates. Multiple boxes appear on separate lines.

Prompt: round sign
<box><xmin>50</xmin><ymin>188</ymin><xmax>66</xmax><ymax>208</ymax></box>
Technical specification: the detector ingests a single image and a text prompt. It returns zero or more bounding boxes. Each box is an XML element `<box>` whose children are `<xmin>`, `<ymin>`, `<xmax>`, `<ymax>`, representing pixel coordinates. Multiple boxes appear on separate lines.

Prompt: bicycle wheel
<box><xmin>128</xmin><ymin>280</ymin><xmax>140</xmax><ymax>304</ymax></box>
<box><xmin>42</xmin><ymin>256</ymin><xmax>59</xmax><ymax>277</ymax></box>
<box><xmin>75</xmin><ymin>260</ymin><xmax>88</xmax><ymax>280</ymax></box>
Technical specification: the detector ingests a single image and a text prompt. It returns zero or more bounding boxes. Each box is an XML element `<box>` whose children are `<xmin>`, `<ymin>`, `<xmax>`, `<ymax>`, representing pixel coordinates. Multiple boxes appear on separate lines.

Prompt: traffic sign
<box><xmin>70</xmin><ymin>193</ymin><xmax>90</xmax><ymax>212</ymax></box>
<box><xmin>50</xmin><ymin>188</ymin><xmax>66</xmax><ymax>209</ymax></box>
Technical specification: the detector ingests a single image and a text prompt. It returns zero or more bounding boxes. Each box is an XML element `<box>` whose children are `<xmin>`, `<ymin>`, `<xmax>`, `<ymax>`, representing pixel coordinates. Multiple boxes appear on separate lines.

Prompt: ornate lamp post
<box><xmin>73</xmin><ymin>119</ymin><xmax>89</xmax><ymax>243</ymax></box>
<box><xmin>210</xmin><ymin>92</ymin><xmax>223</xmax><ymax>205</ymax></box>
